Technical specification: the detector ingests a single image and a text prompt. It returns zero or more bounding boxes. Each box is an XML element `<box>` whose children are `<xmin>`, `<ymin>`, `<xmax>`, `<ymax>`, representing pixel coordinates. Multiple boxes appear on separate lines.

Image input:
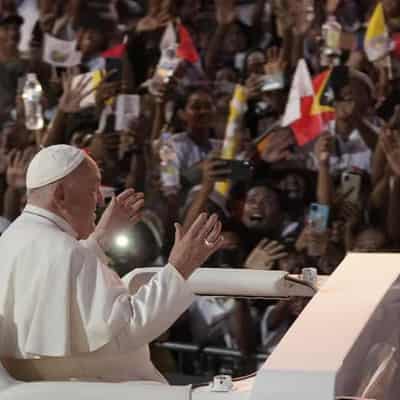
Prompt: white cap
<box><xmin>26</xmin><ymin>145</ymin><xmax>86</xmax><ymax>190</ymax></box>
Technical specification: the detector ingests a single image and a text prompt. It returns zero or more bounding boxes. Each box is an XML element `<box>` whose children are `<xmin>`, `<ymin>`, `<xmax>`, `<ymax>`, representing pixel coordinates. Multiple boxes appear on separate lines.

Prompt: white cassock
<box><xmin>0</xmin><ymin>204</ymin><xmax>195</xmax><ymax>383</ymax></box>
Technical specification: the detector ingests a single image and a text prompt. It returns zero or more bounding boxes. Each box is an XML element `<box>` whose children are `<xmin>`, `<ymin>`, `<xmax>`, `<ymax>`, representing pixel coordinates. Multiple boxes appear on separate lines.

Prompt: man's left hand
<box><xmin>93</xmin><ymin>189</ymin><xmax>145</xmax><ymax>250</ymax></box>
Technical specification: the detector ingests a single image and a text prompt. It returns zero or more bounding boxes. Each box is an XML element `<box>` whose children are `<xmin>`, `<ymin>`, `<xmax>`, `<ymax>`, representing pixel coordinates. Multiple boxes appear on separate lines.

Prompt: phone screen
<box><xmin>308</xmin><ymin>203</ymin><xmax>330</xmax><ymax>232</ymax></box>
<box><xmin>341</xmin><ymin>172</ymin><xmax>361</xmax><ymax>203</ymax></box>
<box><xmin>105</xmin><ymin>58</ymin><xmax>123</xmax><ymax>83</ymax></box>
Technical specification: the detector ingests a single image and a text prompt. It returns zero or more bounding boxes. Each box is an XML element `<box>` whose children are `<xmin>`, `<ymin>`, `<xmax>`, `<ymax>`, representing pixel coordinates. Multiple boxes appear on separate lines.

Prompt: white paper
<box><xmin>43</xmin><ymin>33</ymin><xmax>82</xmax><ymax>67</ymax></box>
<box><xmin>115</xmin><ymin>94</ymin><xmax>140</xmax><ymax>131</ymax></box>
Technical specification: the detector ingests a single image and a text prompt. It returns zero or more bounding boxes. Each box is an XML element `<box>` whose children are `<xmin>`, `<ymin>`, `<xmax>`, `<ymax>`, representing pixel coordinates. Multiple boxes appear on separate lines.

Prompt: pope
<box><xmin>0</xmin><ymin>145</ymin><xmax>224</xmax><ymax>383</ymax></box>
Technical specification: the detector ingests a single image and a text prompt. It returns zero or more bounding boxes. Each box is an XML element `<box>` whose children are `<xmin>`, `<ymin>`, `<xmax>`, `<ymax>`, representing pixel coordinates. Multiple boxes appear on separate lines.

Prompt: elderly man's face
<box><xmin>63</xmin><ymin>157</ymin><xmax>103</xmax><ymax>239</ymax></box>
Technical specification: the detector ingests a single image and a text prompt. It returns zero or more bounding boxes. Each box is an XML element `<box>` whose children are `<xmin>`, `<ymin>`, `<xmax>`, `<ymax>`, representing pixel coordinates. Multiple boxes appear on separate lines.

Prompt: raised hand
<box><xmin>264</xmin><ymin>47</ymin><xmax>287</xmax><ymax>76</ymax></box>
<box><xmin>6</xmin><ymin>147</ymin><xmax>36</xmax><ymax>190</ymax></box>
<box><xmin>245</xmin><ymin>239</ymin><xmax>288</xmax><ymax>270</ymax></box>
<box><xmin>59</xmin><ymin>70</ymin><xmax>95</xmax><ymax>114</ymax></box>
<box><xmin>201</xmin><ymin>158</ymin><xmax>232</xmax><ymax>188</ymax></box>
<box><xmin>136</xmin><ymin>0</ymin><xmax>171</xmax><ymax>33</ymax></box>
<box><xmin>289</xmin><ymin>0</ymin><xmax>315</xmax><ymax>35</ymax></box>
<box><xmin>93</xmin><ymin>189</ymin><xmax>145</xmax><ymax>250</ymax></box>
<box><xmin>168</xmin><ymin>213</ymin><xmax>224</xmax><ymax>279</ymax></box>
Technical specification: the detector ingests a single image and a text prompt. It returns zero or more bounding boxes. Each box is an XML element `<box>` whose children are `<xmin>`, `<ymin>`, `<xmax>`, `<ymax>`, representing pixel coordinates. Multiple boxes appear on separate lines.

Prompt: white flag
<box><xmin>281</xmin><ymin>59</ymin><xmax>314</xmax><ymax>127</ymax></box>
<box><xmin>43</xmin><ymin>34</ymin><xmax>82</xmax><ymax>67</ymax></box>
<box><xmin>160</xmin><ymin>22</ymin><xmax>177</xmax><ymax>52</ymax></box>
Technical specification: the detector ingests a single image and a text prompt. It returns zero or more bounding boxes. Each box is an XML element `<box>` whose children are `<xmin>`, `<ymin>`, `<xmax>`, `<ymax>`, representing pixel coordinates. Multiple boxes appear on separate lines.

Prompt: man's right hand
<box><xmin>168</xmin><ymin>213</ymin><xmax>224</xmax><ymax>279</ymax></box>
<box><xmin>201</xmin><ymin>158</ymin><xmax>232</xmax><ymax>188</ymax></box>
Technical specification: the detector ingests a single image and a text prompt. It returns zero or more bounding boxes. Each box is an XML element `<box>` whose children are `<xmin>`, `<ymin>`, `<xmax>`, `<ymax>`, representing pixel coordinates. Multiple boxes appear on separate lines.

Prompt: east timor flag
<box><xmin>311</xmin><ymin>69</ymin><xmax>336</xmax><ymax>124</ymax></box>
<box><xmin>282</xmin><ymin>60</ymin><xmax>336</xmax><ymax>147</ymax></box>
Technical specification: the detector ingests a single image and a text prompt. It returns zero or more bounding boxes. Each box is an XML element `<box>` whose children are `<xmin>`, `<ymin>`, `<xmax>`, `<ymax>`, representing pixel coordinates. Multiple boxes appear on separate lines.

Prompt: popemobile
<box><xmin>0</xmin><ymin>252</ymin><xmax>399</xmax><ymax>400</ymax></box>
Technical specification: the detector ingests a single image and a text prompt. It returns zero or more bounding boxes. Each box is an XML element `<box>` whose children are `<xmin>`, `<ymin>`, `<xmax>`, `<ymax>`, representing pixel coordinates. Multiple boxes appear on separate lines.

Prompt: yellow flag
<box><xmin>364</xmin><ymin>3</ymin><xmax>390</xmax><ymax>62</ymax></box>
<box><xmin>215</xmin><ymin>85</ymin><xmax>247</xmax><ymax>197</ymax></box>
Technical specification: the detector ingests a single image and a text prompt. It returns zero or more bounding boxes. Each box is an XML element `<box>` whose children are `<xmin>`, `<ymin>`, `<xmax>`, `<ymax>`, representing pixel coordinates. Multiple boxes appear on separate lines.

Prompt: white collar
<box><xmin>23</xmin><ymin>204</ymin><xmax>78</xmax><ymax>239</ymax></box>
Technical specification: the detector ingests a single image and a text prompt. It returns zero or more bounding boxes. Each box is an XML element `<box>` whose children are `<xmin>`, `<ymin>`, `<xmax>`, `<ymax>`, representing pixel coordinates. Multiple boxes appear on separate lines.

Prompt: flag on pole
<box><xmin>176</xmin><ymin>23</ymin><xmax>200</xmax><ymax>64</ymax></box>
<box><xmin>282</xmin><ymin>60</ymin><xmax>328</xmax><ymax>146</ymax></box>
<box><xmin>160</xmin><ymin>22</ymin><xmax>178</xmax><ymax>51</ymax></box>
<box><xmin>261</xmin><ymin>66</ymin><xmax>336</xmax><ymax>152</ymax></box>
<box><xmin>215</xmin><ymin>85</ymin><xmax>248</xmax><ymax>197</ymax></box>
<box><xmin>160</xmin><ymin>21</ymin><xmax>200</xmax><ymax>64</ymax></box>
<box><xmin>364</xmin><ymin>3</ymin><xmax>391</xmax><ymax>62</ymax></box>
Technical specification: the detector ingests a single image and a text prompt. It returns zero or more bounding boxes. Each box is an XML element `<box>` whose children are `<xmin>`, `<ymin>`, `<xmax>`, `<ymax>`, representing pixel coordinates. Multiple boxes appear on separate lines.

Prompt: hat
<box><xmin>26</xmin><ymin>145</ymin><xmax>86</xmax><ymax>190</ymax></box>
<box><xmin>0</xmin><ymin>14</ymin><xmax>24</xmax><ymax>27</ymax></box>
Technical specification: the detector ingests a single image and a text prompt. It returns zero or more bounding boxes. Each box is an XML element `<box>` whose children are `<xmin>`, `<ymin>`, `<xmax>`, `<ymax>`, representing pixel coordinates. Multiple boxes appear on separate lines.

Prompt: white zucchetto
<box><xmin>26</xmin><ymin>145</ymin><xmax>86</xmax><ymax>190</ymax></box>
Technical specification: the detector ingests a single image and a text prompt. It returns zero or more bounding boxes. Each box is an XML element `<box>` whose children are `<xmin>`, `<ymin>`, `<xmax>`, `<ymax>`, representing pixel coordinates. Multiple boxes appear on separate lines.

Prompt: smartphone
<box><xmin>341</xmin><ymin>172</ymin><xmax>361</xmax><ymax>203</ymax></box>
<box><xmin>308</xmin><ymin>203</ymin><xmax>330</xmax><ymax>232</ymax></box>
<box><xmin>221</xmin><ymin>159</ymin><xmax>254</xmax><ymax>181</ymax></box>
<box><xmin>105</xmin><ymin>58</ymin><xmax>123</xmax><ymax>83</ymax></box>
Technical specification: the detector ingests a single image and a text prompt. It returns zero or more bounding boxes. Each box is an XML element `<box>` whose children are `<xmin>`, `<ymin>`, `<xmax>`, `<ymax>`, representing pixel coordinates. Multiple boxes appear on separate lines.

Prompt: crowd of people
<box><xmin>1</xmin><ymin>0</ymin><xmax>400</xmax><ymax>380</ymax></box>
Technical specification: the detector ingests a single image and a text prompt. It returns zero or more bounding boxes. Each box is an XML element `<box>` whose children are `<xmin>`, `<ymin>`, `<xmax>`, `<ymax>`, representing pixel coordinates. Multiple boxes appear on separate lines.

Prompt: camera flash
<box><xmin>115</xmin><ymin>234</ymin><xmax>130</xmax><ymax>249</ymax></box>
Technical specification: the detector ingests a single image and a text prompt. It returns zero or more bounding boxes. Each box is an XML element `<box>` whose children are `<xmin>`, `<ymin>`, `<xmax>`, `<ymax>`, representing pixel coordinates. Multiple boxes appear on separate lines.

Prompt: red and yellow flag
<box><xmin>282</xmin><ymin>61</ymin><xmax>336</xmax><ymax>147</ymax></box>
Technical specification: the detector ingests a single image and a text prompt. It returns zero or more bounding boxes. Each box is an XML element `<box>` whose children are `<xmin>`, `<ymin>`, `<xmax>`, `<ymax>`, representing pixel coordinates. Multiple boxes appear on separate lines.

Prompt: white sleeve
<box><xmin>79</xmin><ymin>235</ymin><xmax>110</xmax><ymax>265</ymax></box>
<box><xmin>74</xmin><ymin>246</ymin><xmax>195</xmax><ymax>353</ymax></box>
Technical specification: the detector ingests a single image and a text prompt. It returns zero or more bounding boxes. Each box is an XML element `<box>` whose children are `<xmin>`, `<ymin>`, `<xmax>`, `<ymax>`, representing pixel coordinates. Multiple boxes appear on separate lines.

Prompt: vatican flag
<box><xmin>215</xmin><ymin>85</ymin><xmax>247</xmax><ymax>197</ymax></box>
<box><xmin>364</xmin><ymin>3</ymin><xmax>391</xmax><ymax>62</ymax></box>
